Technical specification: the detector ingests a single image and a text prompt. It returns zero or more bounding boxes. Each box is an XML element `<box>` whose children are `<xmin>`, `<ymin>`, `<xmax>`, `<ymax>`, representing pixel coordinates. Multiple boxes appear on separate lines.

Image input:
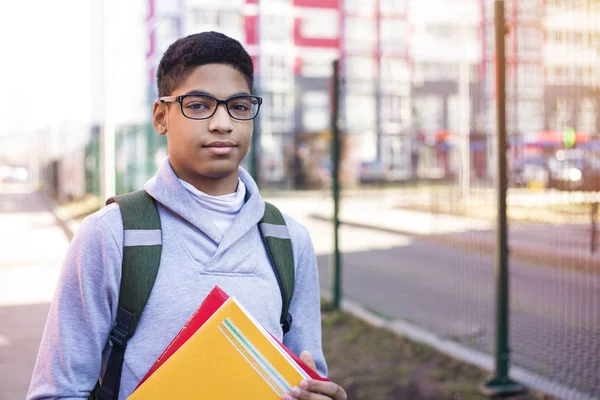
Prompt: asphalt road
<box><xmin>308</xmin><ymin>220</ymin><xmax>600</xmax><ymax>397</ymax></box>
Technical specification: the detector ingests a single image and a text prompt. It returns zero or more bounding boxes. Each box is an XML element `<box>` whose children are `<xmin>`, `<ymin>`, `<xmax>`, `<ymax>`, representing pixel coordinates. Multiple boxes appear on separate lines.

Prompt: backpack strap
<box><xmin>259</xmin><ymin>202</ymin><xmax>295</xmax><ymax>334</ymax></box>
<box><xmin>95</xmin><ymin>190</ymin><xmax>162</xmax><ymax>400</ymax></box>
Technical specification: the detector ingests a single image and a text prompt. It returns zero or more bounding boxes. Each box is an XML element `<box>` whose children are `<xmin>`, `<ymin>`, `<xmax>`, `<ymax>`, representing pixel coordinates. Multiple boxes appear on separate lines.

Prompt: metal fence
<box><xmin>321</xmin><ymin>0</ymin><xmax>600</xmax><ymax>398</ymax></box>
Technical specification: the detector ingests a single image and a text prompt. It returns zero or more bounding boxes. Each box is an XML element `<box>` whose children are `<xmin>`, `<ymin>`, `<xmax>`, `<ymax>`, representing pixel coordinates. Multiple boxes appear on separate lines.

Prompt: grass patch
<box><xmin>320</xmin><ymin>299</ymin><xmax>558</xmax><ymax>400</ymax></box>
<box><xmin>58</xmin><ymin>194</ymin><xmax>102</xmax><ymax>222</ymax></box>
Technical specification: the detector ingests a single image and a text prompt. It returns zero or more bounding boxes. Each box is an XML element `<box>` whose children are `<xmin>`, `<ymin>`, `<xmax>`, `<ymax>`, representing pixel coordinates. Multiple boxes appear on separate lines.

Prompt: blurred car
<box><xmin>359</xmin><ymin>161</ymin><xmax>392</xmax><ymax>184</ymax></box>
<box><xmin>510</xmin><ymin>150</ymin><xmax>600</xmax><ymax>191</ymax></box>
<box><xmin>0</xmin><ymin>166</ymin><xmax>28</xmax><ymax>183</ymax></box>
<box><xmin>549</xmin><ymin>150</ymin><xmax>600</xmax><ymax>191</ymax></box>
<box><xmin>510</xmin><ymin>157</ymin><xmax>547</xmax><ymax>188</ymax></box>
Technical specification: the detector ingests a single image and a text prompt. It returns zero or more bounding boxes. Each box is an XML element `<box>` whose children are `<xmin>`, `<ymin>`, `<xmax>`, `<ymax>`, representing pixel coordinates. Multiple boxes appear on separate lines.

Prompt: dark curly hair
<box><xmin>156</xmin><ymin>31</ymin><xmax>254</xmax><ymax>97</ymax></box>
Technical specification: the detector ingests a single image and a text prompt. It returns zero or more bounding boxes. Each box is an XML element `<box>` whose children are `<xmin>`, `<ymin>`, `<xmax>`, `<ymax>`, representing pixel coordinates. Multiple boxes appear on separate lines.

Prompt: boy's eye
<box><xmin>230</xmin><ymin>103</ymin><xmax>250</xmax><ymax>112</ymax></box>
<box><xmin>185</xmin><ymin>102</ymin><xmax>210</xmax><ymax>110</ymax></box>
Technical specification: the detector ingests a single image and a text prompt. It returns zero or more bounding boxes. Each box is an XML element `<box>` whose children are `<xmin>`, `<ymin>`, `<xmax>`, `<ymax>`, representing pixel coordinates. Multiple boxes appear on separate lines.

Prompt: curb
<box><xmin>39</xmin><ymin>191</ymin><xmax>78</xmax><ymax>241</ymax></box>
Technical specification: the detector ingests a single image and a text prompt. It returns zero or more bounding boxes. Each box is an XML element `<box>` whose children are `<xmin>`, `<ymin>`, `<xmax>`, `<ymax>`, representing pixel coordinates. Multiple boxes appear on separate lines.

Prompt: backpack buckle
<box><xmin>282</xmin><ymin>313</ymin><xmax>293</xmax><ymax>334</ymax></box>
<box><xmin>109</xmin><ymin>326</ymin><xmax>129</xmax><ymax>349</ymax></box>
<box><xmin>109</xmin><ymin>307</ymin><xmax>133</xmax><ymax>348</ymax></box>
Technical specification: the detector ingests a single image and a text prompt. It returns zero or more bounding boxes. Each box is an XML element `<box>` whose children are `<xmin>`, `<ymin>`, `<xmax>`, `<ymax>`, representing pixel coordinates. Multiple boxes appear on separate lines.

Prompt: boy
<box><xmin>27</xmin><ymin>31</ymin><xmax>347</xmax><ymax>400</ymax></box>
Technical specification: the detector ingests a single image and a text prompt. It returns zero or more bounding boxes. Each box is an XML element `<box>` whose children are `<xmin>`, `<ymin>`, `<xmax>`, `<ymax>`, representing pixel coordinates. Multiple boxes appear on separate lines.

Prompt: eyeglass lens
<box><xmin>181</xmin><ymin>95</ymin><xmax>260</xmax><ymax>120</ymax></box>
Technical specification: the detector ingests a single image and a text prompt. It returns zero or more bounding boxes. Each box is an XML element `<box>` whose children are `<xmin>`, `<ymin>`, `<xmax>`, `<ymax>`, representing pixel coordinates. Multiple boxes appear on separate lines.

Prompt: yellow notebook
<box><xmin>128</xmin><ymin>296</ymin><xmax>311</xmax><ymax>399</ymax></box>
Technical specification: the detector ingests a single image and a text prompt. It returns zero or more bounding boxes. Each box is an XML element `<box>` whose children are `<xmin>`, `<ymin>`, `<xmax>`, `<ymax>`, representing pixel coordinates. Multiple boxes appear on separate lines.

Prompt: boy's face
<box><xmin>153</xmin><ymin>63</ymin><xmax>253</xmax><ymax>190</ymax></box>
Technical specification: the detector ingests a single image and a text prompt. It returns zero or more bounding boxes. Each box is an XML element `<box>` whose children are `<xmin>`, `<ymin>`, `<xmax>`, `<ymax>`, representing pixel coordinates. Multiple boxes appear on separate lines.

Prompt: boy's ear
<box><xmin>152</xmin><ymin>100</ymin><xmax>168</xmax><ymax>135</ymax></box>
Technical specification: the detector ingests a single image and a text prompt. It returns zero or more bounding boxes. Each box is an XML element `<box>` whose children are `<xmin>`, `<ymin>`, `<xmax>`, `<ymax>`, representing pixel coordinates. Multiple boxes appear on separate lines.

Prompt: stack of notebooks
<box><xmin>128</xmin><ymin>286</ymin><xmax>327</xmax><ymax>399</ymax></box>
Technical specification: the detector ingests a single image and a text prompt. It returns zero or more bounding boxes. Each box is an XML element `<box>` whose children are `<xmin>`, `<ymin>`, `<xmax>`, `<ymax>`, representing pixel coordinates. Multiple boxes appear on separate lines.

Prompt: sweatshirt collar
<box><xmin>144</xmin><ymin>158</ymin><xmax>265</xmax><ymax>255</ymax></box>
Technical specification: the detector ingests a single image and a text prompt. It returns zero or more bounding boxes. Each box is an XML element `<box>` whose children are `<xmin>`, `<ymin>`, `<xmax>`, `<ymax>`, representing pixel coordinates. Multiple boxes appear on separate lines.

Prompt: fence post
<box><xmin>331</xmin><ymin>59</ymin><xmax>342</xmax><ymax>311</ymax></box>
<box><xmin>591</xmin><ymin>202</ymin><xmax>598</xmax><ymax>253</ymax></box>
<box><xmin>482</xmin><ymin>1</ymin><xmax>527</xmax><ymax>396</ymax></box>
<box><xmin>250</xmin><ymin>83</ymin><xmax>261</xmax><ymax>186</ymax></box>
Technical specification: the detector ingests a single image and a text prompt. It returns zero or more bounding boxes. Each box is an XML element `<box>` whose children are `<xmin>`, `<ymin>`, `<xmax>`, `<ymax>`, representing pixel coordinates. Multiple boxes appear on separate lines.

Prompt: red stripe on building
<box><xmin>293</xmin><ymin>0</ymin><xmax>338</xmax><ymax>9</ymax></box>
<box><xmin>293</xmin><ymin>18</ymin><xmax>339</xmax><ymax>48</ymax></box>
<box><xmin>245</xmin><ymin>15</ymin><xmax>258</xmax><ymax>45</ymax></box>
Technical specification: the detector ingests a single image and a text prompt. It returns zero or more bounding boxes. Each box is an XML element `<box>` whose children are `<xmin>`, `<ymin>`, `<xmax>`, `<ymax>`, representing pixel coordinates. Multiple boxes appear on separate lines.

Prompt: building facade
<box><xmin>145</xmin><ymin>0</ymin><xmax>600</xmax><ymax>185</ymax></box>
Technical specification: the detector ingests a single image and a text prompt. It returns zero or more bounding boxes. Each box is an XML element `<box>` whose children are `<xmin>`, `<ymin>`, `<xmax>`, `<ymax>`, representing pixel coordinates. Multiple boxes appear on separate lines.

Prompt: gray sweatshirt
<box><xmin>27</xmin><ymin>159</ymin><xmax>327</xmax><ymax>399</ymax></box>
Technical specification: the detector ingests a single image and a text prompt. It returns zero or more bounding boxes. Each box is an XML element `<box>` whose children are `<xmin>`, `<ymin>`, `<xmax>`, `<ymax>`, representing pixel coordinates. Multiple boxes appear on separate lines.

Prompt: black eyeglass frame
<box><xmin>159</xmin><ymin>93</ymin><xmax>263</xmax><ymax>121</ymax></box>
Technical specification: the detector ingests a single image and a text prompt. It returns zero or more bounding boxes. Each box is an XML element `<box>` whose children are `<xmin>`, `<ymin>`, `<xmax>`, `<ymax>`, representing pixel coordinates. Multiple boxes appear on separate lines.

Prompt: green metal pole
<box><xmin>483</xmin><ymin>1</ymin><xmax>527</xmax><ymax>396</ymax></box>
<box><xmin>250</xmin><ymin>0</ymin><xmax>261</xmax><ymax>186</ymax></box>
<box><xmin>250</xmin><ymin>84</ymin><xmax>261</xmax><ymax>186</ymax></box>
<box><xmin>331</xmin><ymin>59</ymin><xmax>342</xmax><ymax>311</ymax></box>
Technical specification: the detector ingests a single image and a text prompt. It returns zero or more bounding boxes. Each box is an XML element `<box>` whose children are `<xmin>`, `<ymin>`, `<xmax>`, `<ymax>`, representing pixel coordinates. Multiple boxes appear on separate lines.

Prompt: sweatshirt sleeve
<box><xmin>27</xmin><ymin>210</ymin><xmax>122</xmax><ymax>399</ymax></box>
<box><xmin>282</xmin><ymin>229</ymin><xmax>328</xmax><ymax>378</ymax></box>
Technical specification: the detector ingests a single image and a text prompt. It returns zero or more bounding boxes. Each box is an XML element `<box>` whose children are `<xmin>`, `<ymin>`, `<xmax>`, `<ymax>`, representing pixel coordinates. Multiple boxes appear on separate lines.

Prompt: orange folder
<box><xmin>128</xmin><ymin>286</ymin><xmax>326</xmax><ymax>399</ymax></box>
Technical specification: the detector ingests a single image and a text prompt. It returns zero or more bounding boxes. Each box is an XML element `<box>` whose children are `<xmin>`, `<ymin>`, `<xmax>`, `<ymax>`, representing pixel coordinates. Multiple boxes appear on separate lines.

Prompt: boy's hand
<box><xmin>282</xmin><ymin>351</ymin><xmax>347</xmax><ymax>400</ymax></box>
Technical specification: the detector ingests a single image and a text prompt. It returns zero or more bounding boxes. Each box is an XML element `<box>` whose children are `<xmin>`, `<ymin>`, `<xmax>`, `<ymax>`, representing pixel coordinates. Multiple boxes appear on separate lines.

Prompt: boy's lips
<box><xmin>203</xmin><ymin>140</ymin><xmax>237</xmax><ymax>156</ymax></box>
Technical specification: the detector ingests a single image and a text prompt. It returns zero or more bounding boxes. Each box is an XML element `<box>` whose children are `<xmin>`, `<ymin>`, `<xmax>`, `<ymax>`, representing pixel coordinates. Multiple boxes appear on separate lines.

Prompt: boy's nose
<box><xmin>208</xmin><ymin>104</ymin><xmax>233</xmax><ymax>133</ymax></box>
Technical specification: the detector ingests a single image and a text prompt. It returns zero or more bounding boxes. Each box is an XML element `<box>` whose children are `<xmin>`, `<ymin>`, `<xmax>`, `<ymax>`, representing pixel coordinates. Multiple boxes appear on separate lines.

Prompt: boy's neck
<box><xmin>173</xmin><ymin>167</ymin><xmax>240</xmax><ymax>196</ymax></box>
<box><xmin>188</xmin><ymin>175</ymin><xmax>239</xmax><ymax>196</ymax></box>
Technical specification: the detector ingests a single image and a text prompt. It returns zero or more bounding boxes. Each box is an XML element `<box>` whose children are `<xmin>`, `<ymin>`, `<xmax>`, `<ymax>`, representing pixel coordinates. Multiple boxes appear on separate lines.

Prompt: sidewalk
<box><xmin>0</xmin><ymin>185</ymin><xmax>70</xmax><ymax>400</ymax></box>
<box><xmin>53</xmin><ymin>190</ymin><xmax>600</xmax><ymax>269</ymax></box>
<box><xmin>305</xmin><ymin>196</ymin><xmax>600</xmax><ymax>269</ymax></box>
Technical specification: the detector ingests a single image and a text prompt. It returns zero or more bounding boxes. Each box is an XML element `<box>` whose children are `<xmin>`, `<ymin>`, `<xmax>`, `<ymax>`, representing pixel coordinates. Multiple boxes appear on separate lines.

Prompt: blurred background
<box><xmin>1</xmin><ymin>0</ymin><xmax>599</xmax><ymax>399</ymax></box>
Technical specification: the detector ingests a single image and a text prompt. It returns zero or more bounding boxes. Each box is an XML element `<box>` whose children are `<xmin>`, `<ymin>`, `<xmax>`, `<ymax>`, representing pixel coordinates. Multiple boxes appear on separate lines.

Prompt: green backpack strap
<box><xmin>259</xmin><ymin>202</ymin><xmax>295</xmax><ymax>334</ymax></box>
<box><xmin>93</xmin><ymin>190</ymin><xmax>162</xmax><ymax>400</ymax></box>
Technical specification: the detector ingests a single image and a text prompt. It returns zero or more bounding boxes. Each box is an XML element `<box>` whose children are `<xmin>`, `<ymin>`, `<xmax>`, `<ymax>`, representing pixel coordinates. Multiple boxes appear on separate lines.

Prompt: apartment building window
<box><xmin>157</xmin><ymin>17</ymin><xmax>180</xmax><ymax>41</ymax></box>
<box><xmin>380</xmin><ymin>19</ymin><xmax>406</xmax><ymax>53</ymax></box>
<box><xmin>414</xmin><ymin>95</ymin><xmax>443</xmax><ymax>134</ymax></box>
<box><xmin>517</xmin><ymin>99</ymin><xmax>544</xmax><ymax>133</ymax></box>
<box><xmin>300</xmin><ymin>56</ymin><xmax>333</xmax><ymax>78</ymax></box>
<box><xmin>381</xmin><ymin>58</ymin><xmax>409</xmax><ymax>83</ymax></box>
<box><xmin>425</xmin><ymin>24</ymin><xmax>458</xmax><ymax>39</ymax></box>
<box><xmin>263</xmin><ymin>55</ymin><xmax>293</xmax><ymax>90</ymax></box>
<box><xmin>219</xmin><ymin>12</ymin><xmax>243</xmax><ymax>42</ymax></box>
<box><xmin>191</xmin><ymin>10</ymin><xmax>218</xmax><ymax>30</ymax></box>
<box><xmin>380</xmin><ymin>0</ymin><xmax>406</xmax><ymax>14</ymax></box>
<box><xmin>518</xmin><ymin>27</ymin><xmax>543</xmax><ymax>55</ymax></box>
<box><xmin>345</xmin><ymin>17</ymin><xmax>376</xmax><ymax>53</ymax></box>
<box><xmin>264</xmin><ymin>92</ymin><xmax>295</xmax><ymax>134</ymax></box>
<box><xmin>517</xmin><ymin>0</ymin><xmax>542</xmax><ymax>20</ymax></box>
<box><xmin>381</xmin><ymin>94</ymin><xmax>404</xmax><ymax>125</ymax></box>
<box><xmin>189</xmin><ymin>10</ymin><xmax>243</xmax><ymax>41</ymax></box>
<box><xmin>302</xmin><ymin>91</ymin><xmax>329</xmax><ymax>132</ymax></box>
<box><xmin>416</xmin><ymin>62</ymin><xmax>459</xmax><ymax>82</ymax></box>
<box><xmin>261</xmin><ymin>14</ymin><xmax>292</xmax><ymax>44</ymax></box>
<box><xmin>346</xmin><ymin>94</ymin><xmax>376</xmax><ymax>132</ymax></box>
<box><xmin>578</xmin><ymin>97</ymin><xmax>597</xmax><ymax>133</ymax></box>
<box><xmin>300</xmin><ymin>10</ymin><xmax>338</xmax><ymax>40</ymax></box>
<box><xmin>346</xmin><ymin>0</ymin><xmax>376</xmax><ymax>15</ymax></box>
<box><xmin>346</xmin><ymin>56</ymin><xmax>376</xmax><ymax>81</ymax></box>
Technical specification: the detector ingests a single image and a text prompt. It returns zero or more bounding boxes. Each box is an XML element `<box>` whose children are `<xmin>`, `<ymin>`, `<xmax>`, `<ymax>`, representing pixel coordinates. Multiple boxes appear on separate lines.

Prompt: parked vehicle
<box><xmin>510</xmin><ymin>157</ymin><xmax>548</xmax><ymax>188</ymax></box>
<box><xmin>510</xmin><ymin>150</ymin><xmax>600</xmax><ymax>191</ymax></box>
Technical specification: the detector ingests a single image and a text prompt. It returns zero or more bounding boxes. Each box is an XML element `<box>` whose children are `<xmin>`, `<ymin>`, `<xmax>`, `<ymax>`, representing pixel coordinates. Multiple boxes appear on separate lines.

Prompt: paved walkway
<box><xmin>298</xmin><ymin>196</ymin><xmax>600</xmax><ymax>268</ymax></box>
<box><xmin>0</xmin><ymin>184</ymin><xmax>70</xmax><ymax>400</ymax></box>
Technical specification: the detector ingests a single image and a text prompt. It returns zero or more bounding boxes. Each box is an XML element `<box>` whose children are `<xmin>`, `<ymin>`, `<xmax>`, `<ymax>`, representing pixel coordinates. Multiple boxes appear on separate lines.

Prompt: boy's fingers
<box><xmin>283</xmin><ymin>388</ymin><xmax>330</xmax><ymax>400</ymax></box>
<box><xmin>297</xmin><ymin>380</ymin><xmax>348</xmax><ymax>400</ymax></box>
<box><xmin>299</xmin><ymin>351</ymin><xmax>317</xmax><ymax>372</ymax></box>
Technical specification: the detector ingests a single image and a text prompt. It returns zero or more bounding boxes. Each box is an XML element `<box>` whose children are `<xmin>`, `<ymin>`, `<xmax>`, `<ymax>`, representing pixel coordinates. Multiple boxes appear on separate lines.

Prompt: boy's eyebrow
<box><xmin>183</xmin><ymin>90</ymin><xmax>252</xmax><ymax>97</ymax></box>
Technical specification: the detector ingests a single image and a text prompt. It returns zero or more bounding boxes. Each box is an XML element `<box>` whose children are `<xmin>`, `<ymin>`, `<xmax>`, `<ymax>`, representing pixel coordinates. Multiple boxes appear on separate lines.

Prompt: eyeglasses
<box><xmin>159</xmin><ymin>93</ymin><xmax>262</xmax><ymax>121</ymax></box>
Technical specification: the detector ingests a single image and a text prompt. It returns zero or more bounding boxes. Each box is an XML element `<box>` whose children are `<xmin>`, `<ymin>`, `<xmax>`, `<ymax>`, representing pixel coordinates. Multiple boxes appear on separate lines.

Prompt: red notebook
<box><xmin>136</xmin><ymin>285</ymin><xmax>327</xmax><ymax>389</ymax></box>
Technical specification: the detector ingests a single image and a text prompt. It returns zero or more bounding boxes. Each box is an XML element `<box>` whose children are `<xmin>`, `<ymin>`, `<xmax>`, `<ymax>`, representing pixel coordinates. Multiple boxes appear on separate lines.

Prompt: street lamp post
<box><xmin>99</xmin><ymin>0</ymin><xmax>116</xmax><ymax>201</ymax></box>
<box><xmin>458</xmin><ymin>12</ymin><xmax>471</xmax><ymax>200</ymax></box>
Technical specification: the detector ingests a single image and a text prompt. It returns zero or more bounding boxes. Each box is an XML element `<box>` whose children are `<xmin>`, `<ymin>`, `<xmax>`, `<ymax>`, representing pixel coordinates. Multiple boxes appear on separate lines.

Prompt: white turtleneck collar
<box><xmin>178</xmin><ymin>177</ymin><xmax>247</xmax><ymax>236</ymax></box>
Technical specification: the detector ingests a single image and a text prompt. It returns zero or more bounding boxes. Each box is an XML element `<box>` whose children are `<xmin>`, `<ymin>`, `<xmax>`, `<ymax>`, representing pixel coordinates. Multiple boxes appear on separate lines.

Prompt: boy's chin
<box><xmin>197</xmin><ymin>165</ymin><xmax>239</xmax><ymax>180</ymax></box>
